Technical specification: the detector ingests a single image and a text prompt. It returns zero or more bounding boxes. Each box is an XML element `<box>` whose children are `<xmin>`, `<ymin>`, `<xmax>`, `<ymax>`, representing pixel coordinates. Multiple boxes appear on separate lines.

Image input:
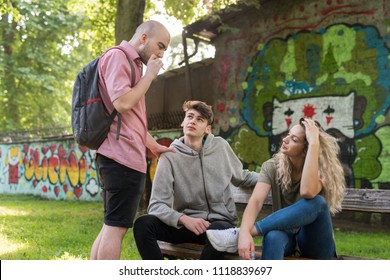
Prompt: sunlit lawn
<box><xmin>0</xmin><ymin>194</ymin><xmax>389</xmax><ymax>260</ymax></box>
<box><xmin>0</xmin><ymin>194</ymin><xmax>141</xmax><ymax>260</ymax></box>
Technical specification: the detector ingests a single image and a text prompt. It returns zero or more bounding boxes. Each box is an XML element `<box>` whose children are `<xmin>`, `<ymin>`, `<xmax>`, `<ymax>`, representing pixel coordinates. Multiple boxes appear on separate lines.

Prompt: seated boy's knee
<box><xmin>134</xmin><ymin>215</ymin><xmax>158</xmax><ymax>234</ymax></box>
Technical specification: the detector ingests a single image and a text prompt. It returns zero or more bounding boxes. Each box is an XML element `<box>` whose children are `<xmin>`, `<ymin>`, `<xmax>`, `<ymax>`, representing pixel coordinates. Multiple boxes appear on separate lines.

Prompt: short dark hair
<box><xmin>182</xmin><ymin>100</ymin><xmax>214</xmax><ymax>125</ymax></box>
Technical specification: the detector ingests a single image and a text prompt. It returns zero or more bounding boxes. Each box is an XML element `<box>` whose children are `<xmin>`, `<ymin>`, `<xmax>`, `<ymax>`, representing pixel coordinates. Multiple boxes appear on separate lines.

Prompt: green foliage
<box><xmin>69</xmin><ymin>0</ymin><xmax>116</xmax><ymax>57</ymax></box>
<box><xmin>0</xmin><ymin>0</ymin><xmax>260</xmax><ymax>136</ymax></box>
<box><xmin>161</xmin><ymin>0</ymin><xmax>259</xmax><ymax>26</ymax></box>
<box><xmin>0</xmin><ymin>0</ymin><xmax>87</xmax><ymax>134</ymax></box>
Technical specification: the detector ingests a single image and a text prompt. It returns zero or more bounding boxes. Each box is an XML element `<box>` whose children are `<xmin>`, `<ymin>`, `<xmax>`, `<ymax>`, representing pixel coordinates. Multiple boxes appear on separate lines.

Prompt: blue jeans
<box><xmin>254</xmin><ymin>195</ymin><xmax>336</xmax><ymax>260</ymax></box>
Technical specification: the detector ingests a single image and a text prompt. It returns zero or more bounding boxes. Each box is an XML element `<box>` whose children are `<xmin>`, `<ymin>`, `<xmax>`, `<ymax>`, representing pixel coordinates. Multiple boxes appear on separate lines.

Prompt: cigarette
<box><xmin>161</xmin><ymin>66</ymin><xmax>165</xmax><ymax>70</ymax></box>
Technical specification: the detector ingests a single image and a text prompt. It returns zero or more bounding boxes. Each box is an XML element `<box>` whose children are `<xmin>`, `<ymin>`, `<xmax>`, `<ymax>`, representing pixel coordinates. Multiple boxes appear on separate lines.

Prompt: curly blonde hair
<box><xmin>274</xmin><ymin>128</ymin><xmax>346</xmax><ymax>215</ymax></box>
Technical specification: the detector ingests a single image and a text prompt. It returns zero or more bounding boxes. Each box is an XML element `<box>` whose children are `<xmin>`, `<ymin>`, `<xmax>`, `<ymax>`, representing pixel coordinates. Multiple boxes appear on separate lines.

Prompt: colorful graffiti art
<box><xmin>0</xmin><ymin>130</ymin><xmax>182</xmax><ymax>201</ymax></box>
<box><xmin>239</xmin><ymin>23</ymin><xmax>389</xmax><ymax>188</ymax></box>
<box><xmin>0</xmin><ymin>141</ymin><xmax>98</xmax><ymax>200</ymax></box>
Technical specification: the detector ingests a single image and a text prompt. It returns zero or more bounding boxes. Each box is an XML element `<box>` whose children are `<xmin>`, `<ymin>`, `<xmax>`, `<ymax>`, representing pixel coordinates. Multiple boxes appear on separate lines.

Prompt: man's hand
<box><xmin>146</xmin><ymin>133</ymin><xmax>175</xmax><ymax>158</ymax></box>
<box><xmin>144</xmin><ymin>54</ymin><xmax>164</xmax><ymax>80</ymax></box>
<box><xmin>150</xmin><ymin>143</ymin><xmax>175</xmax><ymax>158</ymax></box>
<box><xmin>179</xmin><ymin>215</ymin><xmax>210</xmax><ymax>235</ymax></box>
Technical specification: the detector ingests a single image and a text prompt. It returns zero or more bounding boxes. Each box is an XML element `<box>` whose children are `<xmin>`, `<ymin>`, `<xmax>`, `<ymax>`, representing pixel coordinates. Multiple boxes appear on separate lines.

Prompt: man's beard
<box><xmin>138</xmin><ymin>44</ymin><xmax>150</xmax><ymax>65</ymax></box>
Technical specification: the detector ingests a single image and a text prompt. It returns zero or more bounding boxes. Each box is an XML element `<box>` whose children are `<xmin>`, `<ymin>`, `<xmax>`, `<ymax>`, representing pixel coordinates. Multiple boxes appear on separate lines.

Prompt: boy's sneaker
<box><xmin>206</xmin><ymin>227</ymin><xmax>239</xmax><ymax>253</ymax></box>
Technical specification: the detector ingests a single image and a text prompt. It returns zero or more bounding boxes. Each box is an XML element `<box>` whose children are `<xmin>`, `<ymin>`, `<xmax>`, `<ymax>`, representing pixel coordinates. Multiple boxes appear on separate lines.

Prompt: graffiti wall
<box><xmin>212</xmin><ymin>0</ymin><xmax>390</xmax><ymax>189</ymax></box>
<box><xmin>1</xmin><ymin>0</ymin><xmax>389</xmax><ymax>199</ymax></box>
<box><xmin>0</xmin><ymin>130</ymin><xmax>182</xmax><ymax>201</ymax></box>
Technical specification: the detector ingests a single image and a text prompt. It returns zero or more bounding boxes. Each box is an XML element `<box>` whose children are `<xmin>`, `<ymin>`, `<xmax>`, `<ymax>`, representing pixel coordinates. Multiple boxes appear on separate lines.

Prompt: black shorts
<box><xmin>96</xmin><ymin>154</ymin><xmax>145</xmax><ymax>228</ymax></box>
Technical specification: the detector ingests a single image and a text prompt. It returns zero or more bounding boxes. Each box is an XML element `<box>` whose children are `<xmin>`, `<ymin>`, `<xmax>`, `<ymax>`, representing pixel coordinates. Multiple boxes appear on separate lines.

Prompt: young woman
<box><xmin>207</xmin><ymin>118</ymin><xmax>346</xmax><ymax>259</ymax></box>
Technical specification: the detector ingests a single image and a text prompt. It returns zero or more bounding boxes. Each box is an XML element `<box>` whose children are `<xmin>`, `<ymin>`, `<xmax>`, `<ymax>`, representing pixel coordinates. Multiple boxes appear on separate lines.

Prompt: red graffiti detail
<box><xmin>67</xmin><ymin>151</ymin><xmax>80</xmax><ymax>186</ymax></box>
<box><xmin>42</xmin><ymin>185</ymin><xmax>48</xmax><ymax>193</ymax></box>
<box><xmin>48</xmin><ymin>155</ymin><xmax>60</xmax><ymax>184</ymax></box>
<box><xmin>20</xmin><ymin>143</ymin><xmax>95</xmax><ymax>197</ymax></box>
<box><xmin>265</xmin><ymin>6</ymin><xmax>375</xmax><ymax>41</ymax></box>
<box><xmin>58</xmin><ymin>145</ymin><xmax>66</xmax><ymax>158</ymax></box>
<box><xmin>147</xmin><ymin>138</ymin><xmax>173</xmax><ymax>159</ymax></box>
<box><xmin>217</xmin><ymin>102</ymin><xmax>226</xmax><ymax>113</ymax></box>
<box><xmin>41</xmin><ymin>157</ymin><xmax>48</xmax><ymax>181</ymax></box>
<box><xmin>79</xmin><ymin>146</ymin><xmax>88</xmax><ymax>154</ymax></box>
<box><xmin>221</xmin><ymin>60</ymin><xmax>228</xmax><ymax>95</ymax></box>
<box><xmin>285</xmin><ymin>118</ymin><xmax>292</xmax><ymax>128</ymax></box>
<box><xmin>54</xmin><ymin>186</ymin><xmax>60</xmax><ymax>197</ymax></box>
<box><xmin>326</xmin><ymin>116</ymin><xmax>334</xmax><ymax>126</ymax></box>
<box><xmin>302</xmin><ymin>104</ymin><xmax>316</xmax><ymax>118</ymax></box>
<box><xmin>158</xmin><ymin>138</ymin><xmax>173</xmax><ymax>147</ymax></box>
<box><xmin>74</xmin><ymin>187</ymin><xmax>82</xmax><ymax>198</ymax></box>
<box><xmin>235</xmin><ymin>56</ymin><xmax>244</xmax><ymax>89</ymax></box>
<box><xmin>9</xmin><ymin>164</ymin><xmax>18</xmax><ymax>184</ymax></box>
<box><xmin>78</xmin><ymin>154</ymin><xmax>87</xmax><ymax>184</ymax></box>
<box><xmin>42</xmin><ymin>145</ymin><xmax>49</xmax><ymax>154</ymax></box>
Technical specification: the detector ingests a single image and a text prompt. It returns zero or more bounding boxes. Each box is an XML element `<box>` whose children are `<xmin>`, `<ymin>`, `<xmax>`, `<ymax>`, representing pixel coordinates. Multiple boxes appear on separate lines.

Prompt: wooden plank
<box><xmin>158</xmin><ymin>241</ymin><xmax>376</xmax><ymax>260</ymax></box>
<box><xmin>158</xmin><ymin>241</ymin><xmax>203</xmax><ymax>259</ymax></box>
<box><xmin>157</xmin><ymin>187</ymin><xmax>389</xmax><ymax>260</ymax></box>
<box><xmin>341</xmin><ymin>188</ymin><xmax>390</xmax><ymax>213</ymax></box>
<box><xmin>158</xmin><ymin>241</ymin><xmax>324</xmax><ymax>260</ymax></box>
<box><xmin>230</xmin><ymin>187</ymin><xmax>390</xmax><ymax>213</ymax></box>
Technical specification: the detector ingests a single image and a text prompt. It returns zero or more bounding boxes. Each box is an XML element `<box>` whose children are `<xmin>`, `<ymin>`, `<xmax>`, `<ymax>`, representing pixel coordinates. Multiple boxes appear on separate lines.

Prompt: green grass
<box><xmin>333</xmin><ymin>230</ymin><xmax>389</xmax><ymax>259</ymax></box>
<box><xmin>0</xmin><ymin>194</ymin><xmax>389</xmax><ymax>260</ymax></box>
<box><xmin>0</xmin><ymin>194</ymin><xmax>141</xmax><ymax>260</ymax></box>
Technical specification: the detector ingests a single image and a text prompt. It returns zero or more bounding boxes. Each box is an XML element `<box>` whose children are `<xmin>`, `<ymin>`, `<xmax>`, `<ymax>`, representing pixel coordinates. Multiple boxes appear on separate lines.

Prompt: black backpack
<box><xmin>71</xmin><ymin>47</ymin><xmax>135</xmax><ymax>150</ymax></box>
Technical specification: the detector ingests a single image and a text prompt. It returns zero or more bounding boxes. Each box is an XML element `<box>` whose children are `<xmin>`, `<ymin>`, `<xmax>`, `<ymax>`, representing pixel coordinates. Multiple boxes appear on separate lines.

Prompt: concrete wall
<box><xmin>1</xmin><ymin>0</ymin><xmax>389</xmax><ymax>199</ymax></box>
<box><xmin>145</xmin><ymin>0</ymin><xmax>390</xmax><ymax>191</ymax></box>
<box><xmin>0</xmin><ymin>130</ymin><xmax>182</xmax><ymax>200</ymax></box>
<box><xmin>209</xmin><ymin>0</ymin><xmax>390</xmax><ymax>189</ymax></box>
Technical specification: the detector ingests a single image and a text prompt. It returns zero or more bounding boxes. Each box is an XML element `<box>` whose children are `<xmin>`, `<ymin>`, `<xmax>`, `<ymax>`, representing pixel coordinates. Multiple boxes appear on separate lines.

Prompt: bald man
<box><xmin>90</xmin><ymin>20</ymin><xmax>173</xmax><ymax>260</ymax></box>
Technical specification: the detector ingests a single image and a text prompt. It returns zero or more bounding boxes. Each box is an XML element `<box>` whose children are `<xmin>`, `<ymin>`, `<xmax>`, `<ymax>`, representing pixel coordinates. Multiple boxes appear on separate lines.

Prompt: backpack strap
<box><xmin>115</xmin><ymin>59</ymin><xmax>135</xmax><ymax>140</ymax></box>
<box><xmin>103</xmin><ymin>46</ymin><xmax>137</xmax><ymax>140</ymax></box>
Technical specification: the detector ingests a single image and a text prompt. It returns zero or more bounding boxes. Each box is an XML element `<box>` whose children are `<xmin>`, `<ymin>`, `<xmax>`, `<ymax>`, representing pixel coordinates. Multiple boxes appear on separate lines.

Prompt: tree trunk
<box><xmin>1</xmin><ymin>7</ymin><xmax>19</xmax><ymax>130</ymax></box>
<box><xmin>115</xmin><ymin>0</ymin><xmax>145</xmax><ymax>44</ymax></box>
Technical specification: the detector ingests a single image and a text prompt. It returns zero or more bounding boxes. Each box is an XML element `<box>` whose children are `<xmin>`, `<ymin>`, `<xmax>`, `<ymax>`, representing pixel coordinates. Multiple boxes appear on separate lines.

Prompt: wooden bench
<box><xmin>157</xmin><ymin>187</ymin><xmax>390</xmax><ymax>260</ymax></box>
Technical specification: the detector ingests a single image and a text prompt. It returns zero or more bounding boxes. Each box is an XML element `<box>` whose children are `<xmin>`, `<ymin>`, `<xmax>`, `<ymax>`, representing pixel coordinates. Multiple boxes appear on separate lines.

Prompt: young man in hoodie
<box><xmin>133</xmin><ymin>100</ymin><xmax>258</xmax><ymax>259</ymax></box>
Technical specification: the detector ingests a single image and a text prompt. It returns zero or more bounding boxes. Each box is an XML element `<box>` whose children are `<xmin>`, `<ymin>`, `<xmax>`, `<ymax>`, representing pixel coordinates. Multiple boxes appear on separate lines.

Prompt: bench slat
<box><xmin>342</xmin><ymin>188</ymin><xmax>390</xmax><ymax>213</ymax></box>
<box><xmin>158</xmin><ymin>241</ymin><xmax>374</xmax><ymax>260</ymax></box>
<box><xmin>157</xmin><ymin>187</ymin><xmax>388</xmax><ymax>260</ymax></box>
<box><xmin>231</xmin><ymin>187</ymin><xmax>390</xmax><ymax>213</ymax></box>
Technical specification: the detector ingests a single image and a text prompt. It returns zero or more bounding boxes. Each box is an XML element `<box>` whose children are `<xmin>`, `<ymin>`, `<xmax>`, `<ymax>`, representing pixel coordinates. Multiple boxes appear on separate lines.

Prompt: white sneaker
<box><xmin>206</xmin><ymin>227</ymin><xmax>239</xmax><ymax>253</ymax></box>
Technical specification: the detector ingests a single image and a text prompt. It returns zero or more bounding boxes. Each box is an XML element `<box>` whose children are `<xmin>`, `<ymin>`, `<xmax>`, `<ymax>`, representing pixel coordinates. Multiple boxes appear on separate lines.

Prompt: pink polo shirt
<box><xmin>97</xmin><ymin>41</ymin><xmax>147</xmax><ymax>173</ymax></box>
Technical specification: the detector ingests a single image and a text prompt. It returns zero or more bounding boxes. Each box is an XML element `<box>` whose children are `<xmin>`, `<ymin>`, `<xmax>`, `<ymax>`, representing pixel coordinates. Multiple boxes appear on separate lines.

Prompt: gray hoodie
<box><xmin>148</xmin><ymin>133</ymin><xmax>258</xmax><ymax>228</ymax></box>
